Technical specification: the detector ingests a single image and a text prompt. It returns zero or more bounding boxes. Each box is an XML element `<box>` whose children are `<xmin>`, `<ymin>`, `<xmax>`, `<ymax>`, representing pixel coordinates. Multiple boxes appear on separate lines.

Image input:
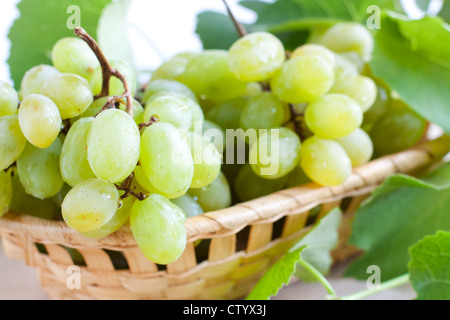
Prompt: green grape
<box><xmin>60</xmin><ymin>117</ymin><xmax>96</xmax><ymax>187</ymax></box>
<box><xmin>171</xmin><ymin>194</ymin><xmax>204</xmax><ymax>218</ymax></box>
<box><xmin>249</xmin><ymin>127</ymin><xmax>302</xmax><ymax>180</ymax></box>
<box><xmin>243</xmin><ymin>82</ymin><xmax>263</xmax><ymax>98</ymax></box>
<box><xmin>51</xmin><ymin>37</ymin><xmax>99</xmax><ymax>80</ymax></box>
<box><xmin>133</xmin><ymin>165</ymin><xmax>185</xmax><ymax>199</ymax></box>
<box><xmin>81</xmin><ymin>194</ymin><xmax>134</xmax><ymax>238</ymax></box>
<box><xmin>331</xmin><ymin>75</ymin><xmax>377</xmax><ymax>112</ymax></box>
<box><xmin>142</xmin><ymin>79</ymin><xmax>198</xmax><ymax>103</ymax></box>
<box><xmin>335</xmin><ymin>128</ymin><xmax>374</xmax><ymax>167</ymax></box>
<box><xmin>186</xmin><ymin>132</ymin><xmax>222</xmax><ymax>189</ymax></box>
<box><xmin>90</xmin><ymin>60</ymin><xmax>137</xmax><ymax>96</ymax></box>
<box><xmin>291</xmin><ymin>43</ymin><xmax>336</xmax><ymax>68</ymax></box>
<box><xmin>9</xmin><ymin>167</ymin><xmax>58</xmax><ymax>220</ymax></box>
<box><xmin>140</xmin><ymin>122</ymin><xmax>194</xmax><ymax>196</ymax></box>
<box><xmin>305</xmin><ymin>93</ymin><xmax>363</xmax><ymax>139</ymax></box>
<box><xmin>0</xmin><ymin>80</ymin><xmax>19</xmax><ymax>116</ymax></box>
<box><xmin>201</xmin><ymin>120</ymin><xmax>226</xmax><ymax>154</ymax></box>
<box><xmin>270</xmin><ymin>55</ymin><xmax>335</xmax><ymax>104</ymax></box>
<box><xmin>234</xmin><ymin>164</ymin><xmax>288</xmax><ymax>202</ymax></box>
<box><xmin>16</xmin><ymin>138</ymin><xmax>64</xmax><ymax>199</ymax></box>
<box><xmin>40</xmin><ymin>73</ymin><xmax>93</xmax><ymax>119</ymax></box>
<box><xmin>206</xmin><ymin>97</ymin><xmax>247</xmax><ymax>130</ymax></box>
<box><xmin>285</xmin><ymin>166</ymin><xmax>311</xmax><ymax>188</ymax></box>
<box><xmin>188</xmin><ymin>171</ymin><xmax>231</xmax><ymax>212</ymax></box>
<box><xmin>178</xmin><ymin>50</ymin><xmax>247</xmax><ymax>103</ymax></box>
<box><xmin>332</xmin><ymin>53</ymin><xmax>360</xmax><ymax>90</ymax></box>
<box><xmin>174</xmin><ymin>51</ymin><xmax>198</xmax><ymax>60</ymax></box>
<box><xmin>18</xmin><ymin>94</ymin><xmax>62</xmax><ymax>149</ymax></box>
<box><xmin>239</xmin><ymin>92</ymin><xmax>286</xmax><ymax>131</ymax></box>
<box><xmin>151</xmin><ymin>56</ymin><xmax>191</xmax><ymax>81</ymax></box>
<box><xmin>318</xmin><ymin>22</ymin><xmax>374</xmax><ymax>62</ymax></box>
<box><xmin>87</xmin><ymin>109</ymin><xmax>140</xmax><ymax>183</ymax></box>
<box><xmin>361</xmin><ymin>85</ymin><xmax>390</xmax><ymax>132</ymax></box>
<box><xmin>20</xmin><ymin>64</ymin><xmax>60</xmax><ymax>98</ymax></box>
<box><xmin>300</xmin><ymin>136</ymin><xmax>352</xmax><ymax>186</ymax></box>
<box><xmin>370</xmin><ymin>108</ymin><xmax>427</xmax><ymax>157</ymax></box>
<box><xmin>124</xmin><ymin>99</ymin><xmax>145</xmax><ymax>125</ymax></box>
<box><xmin>130</xmin><ymin>193</ymin><xmax>186</xmax><ymax>264</ymax></box>
<box><xmin>0</xmin><ymin>115</ymin><xmax>27</xmax><ymax>170</ymax></box>
<box><xmin>61</xmin><ymin>178</ymin><xmax>120</xmax><ymax>233</ymax></box>
<box><xmin>227</xmin><ymin>32</ymin><xmax>285</xmax><ymax>82</ymax></box>
<box><xmin>144</xmin><ymin>95</ymin><xmax>193</xmax><ymax>130</ymax></box>
<box><xmin>340</xmin><ymin>51</ymin><xmax>366</xmax><ymax>74</ymax></box>
<box><xmin>0</xmin><ymin>169</ymin><xmax>13</xmax><ymax>217</ymax></box>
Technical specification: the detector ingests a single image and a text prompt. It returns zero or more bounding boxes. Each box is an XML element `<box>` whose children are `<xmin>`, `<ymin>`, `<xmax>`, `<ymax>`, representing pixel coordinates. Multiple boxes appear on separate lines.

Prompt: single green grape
<box><xmin>62</xmin><ymin>178</ymin><xmax>120</xmax><ymax>233</ymax></box>
<box><xmin>16</xmin><ymin>138</ymin><xmax>64</xmax><ymax>199</ymax></box>
<box><xmin>331</xmin><ymin>75</ymin><xmax>377</xmax><ymax>112</ymax></box>
<box><xmin>305</xmin><ymin>93</ymin><xmax>363</xmax><ymax>139</ymax></box>
<box><xmin>249</xmin><ymin>127</ymin><xmax>302</xmax><ymax>180</ymax></box>
<box><xmin>171</xmin><ymin>194</ymin><xmax>204</xmax><ymax>218</ymax></box>
<box><xmin>90</xmin><ymin>60</ymin><xmax>137</xmax><ymax>96</ymax></box>
<box><xmin>291</xmin><ymin>43</ymin><xmax>336</xmax><ymax>68</ymax></box>
<box><xmin>18</xmin><ymin>94</ymin><xmax>62</xmax><ymax>149</ymax></box>
<box><xmin>206</xmin><ymin>97</ymin><xmax>247</xmax><ymax>130</ymax></box>
<box><xmin>227</xmin><ymin>31</ymin><xmax>285</xmax><ymax>82</ymax></box>
<box><xmin>178</xmin><ymin>49</ymin><xmax>247</xmax><ymax>104</ymax></box>
<box><xmin>118</xmin><ymin>99</ymin><xmax>145</xmax><ymax>125</ymax></box>
<box><xmin>332</xmin><ymin>53</ymin><xmax>360</xmax><ymax>90</ymax></box>
<box><xmin>87</xmin><ymin>109</ymin><xmax>140</xmax><ymax>183</ymax></box>
<box><xmin>51</xmin><ymin>37</ymin><xmax>99</xmax><ymax>80</ymax></box>
<box><xmin>40</xmin><ymin>73</ymin><xmax>93</xmax><ymax>119</ymax></box>
<box><xmin>270</xmin><ymin>55</ymin><xmax>335</xmax><ymax>104</ymax></box>
<box><xmin>20</xmin><ymin>64</ymin><xmax>60</xmax><ymax>98</ymax></box>
<box><xmin>142</xmin><ymin>79</ymin><xmax>198</xmax><ymax>103</ymax></box>
<box><xmin>234</xmin><ymin>164</ymin><xmax>288</xmax><ymax>202</ymax></box>
<box><xmin>151</xmin><ymin>56</ymin><xmax>191</xmax><ymax>81</ymax></box>
<box><xmin>60</xmin><ymin>117</ymin><xmax>96</xmax><ymax>187</ymax></box>
<box><xmin>335</xmin><ymin>128</ymin><xmax>374</xmax><ymax>167</ymax></box>
<box><xmin>0</xmin><ymin>80</ymin><xmax>19</xmax><ymax>116</ymax></box>
<box><xmin>139</xmin><ymin>122</ymin><xmax>194</xmax><ymax>196</ymax></box>
<box><xmin>188</xmin><ymin>171</ymin><xmax>231</xmax><ymax>212</ymax></box>
<box><xmin>300</xmin><ymin>136</ymin><xmax>352</xmax><ymax>186</ymax></box>
<box><xmin>130</xmin><ymin>193</ymin><xmax>186</xmax><ymax>264</ymax></box>
<box><xmin>144</xmin><ymin>95</ymin><xmax>193</xmax><ymax>130</ymax></box>
<box><xmin>239</xmin><ymin>92</ymin><xmax>287</xmax><ymax>131</ymax></box>
<box><xmin>0</xmin><ymin>169</ymin><xmax>13</xmax><ymax>217</ymax></box>
<box><xmin>361</xmin><ymin>85</ymin><xmax>390</xmax><ymax>132</ymax></box>
<box><xmin>318</xmin><ymin>22</ymin><xmax>374</xmax><ymax>62</ymax></box>
<box><xmin>133</xmin><ymin>165</ymin><xmax>185</xmax><ymax>200</ymax></box>
<box><xmin>0</xmin><ymin>115</ymin><xmax>27</xmax><ymax>170</ymax></box>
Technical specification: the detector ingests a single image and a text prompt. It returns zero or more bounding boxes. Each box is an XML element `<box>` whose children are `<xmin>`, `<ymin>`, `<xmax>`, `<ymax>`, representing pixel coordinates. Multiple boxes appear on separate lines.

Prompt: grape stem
<box><xmin>74</xmin><ymin>27</ymin><xmax>133</xmax><ymax>118</ymax></box>
<box><xmin>115</xmin><ymin>173</ymin><xmax>147</xmax><ymax>201</ymax></box>
<box><xmin>139</xmin><ymin>115</ymin><xmax>159</xmax><ymax>130</ymax></box>
<box><xmin>222</xmin><ymin>0</ymin><xmax>248</xmax><ymax>38</ymax></box>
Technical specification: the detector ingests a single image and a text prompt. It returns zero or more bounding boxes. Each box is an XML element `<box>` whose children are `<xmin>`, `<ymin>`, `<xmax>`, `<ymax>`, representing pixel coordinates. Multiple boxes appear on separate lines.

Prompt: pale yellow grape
<box><xmin>332</xmin><ymin>53</ymin><xmax>360</xmax><ymax>90</ymax></box>
<box><xmin>87</xmin><ymin>109</ymin><xmax>140</xmax><ymax>183</ymax></box>
<box><xmin>16</xmin><ymin>138</ymin><xmax>64</xmax><ymax>199</ymax></box>
<box><xmin>18</xmin><ymin>94</ymin><xmax>62</xmax><ymax>149</ymax></box>
<box><xmin>151</xmin><ymin>56</ymin><xmax>191</xmax><ymax>81</ymax></box>
<box><xmin>188</xmin><ymin>171</ymin><xmax>231</xmax><ymax>212</ymax></box>
<box><xmin>51</xmin><ymin>37</ymin><xmax>99</xmax><ymax>80</ymax></box>
<box><xmin>300</xmin><ymin>136</ymin><xmax>352</xmax><ymax>186</ymax></box>
<box><xmin>331</xmin><ymin>75</ymin><xmax>377</xmax><ymax>112</ymax></box>
<box><xmin>0</xmin><ymin>169</ymin><xmax>12</xmax><ymax>217</ymax></box>
<box><xmin>61</xmin><ymin>178</ymin><xmax>119</xmax><ymax>233</ymax></box>
<box><xmin>240</xmin><ymin>92</ymin><xmax>286</xmax><ymax>131</ymax></box>
<box><xmin>0</xmin><ymin>115</ymin><xmax>27</xmax><ymax>170</ymax></box>
<box><xmin>171</xmin><ymin>194</ymin><xmax>203</xmax><ymax>218</ymax></box>
<box><xmin>179</xmin><ymin>50</ymin><xmax>247</xmax><ymax>103</ymax></box>
<box><xmin>0</xmin><ymin>81</ymin><xmax>19</xmax><ymax>116</ymax></box>
<box><xmin>133</xmin><ymin>165</ymin><xmax>185</xmax><ymax>199</ymax></box>
<box><xmin>90</xmin><ymin>60</ymin><xmax>137</xmax><ymax>96</ymax></box>
<box><xmin>305</xmin><ymin>93</ymin><xmax>363</xmax><ymax>139</ymax></box>
<box><xmin>40</xmin><ymin>73</ymin><xmax>93</xmax><ymax>119</ymax></box>
<box><xmin>20</xmin><ymin>65</ymin><xmax>60</xmax><ymax>98</ymax></box>
<box><xmin>227</xmin><ymin>32</ymin><xmax>285</xmax><ymax>82</ymax></box>
<box><xmin>130</xmin><ymin>193</ymin><xmax>186</xmax><ymax>264</ymax></box>
<box><xmin>142</xmin><ymin>79</ymin><xmax>198</xmax><ymax>103</ymax></box>
<box><xmin>270</xmin><ymin>55</ymin><xmax>334</xmax><ymax>104</ymax></box>
<box><xmin>144</xmin><ymin>95</ymin><xmax>193</xmax><ymax>130</ymax></box>
<box><xmin>318</xmin><ymin>22</ymin><xmax>374</xmax><ymax>62</ymax></box>
<box><xmin>60</xmin><ymin>117</ymin><xmax>96</xmax><ymax>187</ymax></box>
<box><xmin>291</xmin><ymin>44</ymin><xmax>336</xmax><ymax>68</ymax></box>
<box><xmin>186</xmin><ymin>132</ymin><xmax>222</xmax><ymax>189</ymax></box>
<box><xmin>139</xmin><ymin>122</ymin><xmax>194</xmax><ymax>196</ymax></box>
<box><xmin>249</xmin><ymin>127</ymin><xmax>301</xmax><ymax>180</ymax></box>
<box><xmin>335</xmin><ymin>128</ymin><xmax>373</xmax><ymax>167</ymax></box>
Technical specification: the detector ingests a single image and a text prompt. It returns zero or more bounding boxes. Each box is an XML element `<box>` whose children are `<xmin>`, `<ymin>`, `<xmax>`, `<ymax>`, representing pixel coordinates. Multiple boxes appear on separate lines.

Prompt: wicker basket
<box><xmin>0</xmin><ymin>135</ymin><xmax>448</xmax><ymax>300</ymax></box>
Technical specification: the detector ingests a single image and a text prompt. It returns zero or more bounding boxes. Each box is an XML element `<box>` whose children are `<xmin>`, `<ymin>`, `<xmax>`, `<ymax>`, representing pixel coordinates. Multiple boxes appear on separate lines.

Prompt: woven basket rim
<box><xmin>0</xmin><ymin>135</ymin><xmax>447</xmax><ymax>249</ymax></box>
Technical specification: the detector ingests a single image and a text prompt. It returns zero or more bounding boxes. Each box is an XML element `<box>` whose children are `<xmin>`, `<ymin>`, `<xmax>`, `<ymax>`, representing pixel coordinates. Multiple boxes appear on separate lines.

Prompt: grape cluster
<box><xmin>0</xmin><ymin>22</ymin><xmax>426</xmax><ymax>265</ymax></box>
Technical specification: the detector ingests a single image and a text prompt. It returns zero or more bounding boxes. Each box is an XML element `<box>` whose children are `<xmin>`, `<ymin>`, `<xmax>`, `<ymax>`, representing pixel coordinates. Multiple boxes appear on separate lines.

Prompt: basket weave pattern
<box><xmin>0</xmin><ymin>143</ymin><xmax>442</xmax><ymax>300</ymax></box>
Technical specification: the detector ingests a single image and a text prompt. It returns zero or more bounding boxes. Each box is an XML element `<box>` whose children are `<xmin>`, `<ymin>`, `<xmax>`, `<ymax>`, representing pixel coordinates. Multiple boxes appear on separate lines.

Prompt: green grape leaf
<box><xmin>292</xmin><ymin>208</ymin><xmax>342</xmax><ymax>282</ymax></box>
<box><xmin>370</xmin><ymin>12</ymin><xmax>450</xmax><ymax>134</ymax></box>
<box><xmin>408</xmin><ymin>231</ymin><xmax>450</xmax><ymax>300</ymax></box>
<box><xmin>97</xmin><ymin>0</ymin><xmax>135</xmax><ymax>71</ymax></box>
<box><xmin>7</xmin><ymin>0</ymin><xmax>112</xmax><ymax>89</ymax></box>
<box><xmin>345</xmin><ymin>162</ymin><xmax>450</xmax><ymax>282</ymax></box>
